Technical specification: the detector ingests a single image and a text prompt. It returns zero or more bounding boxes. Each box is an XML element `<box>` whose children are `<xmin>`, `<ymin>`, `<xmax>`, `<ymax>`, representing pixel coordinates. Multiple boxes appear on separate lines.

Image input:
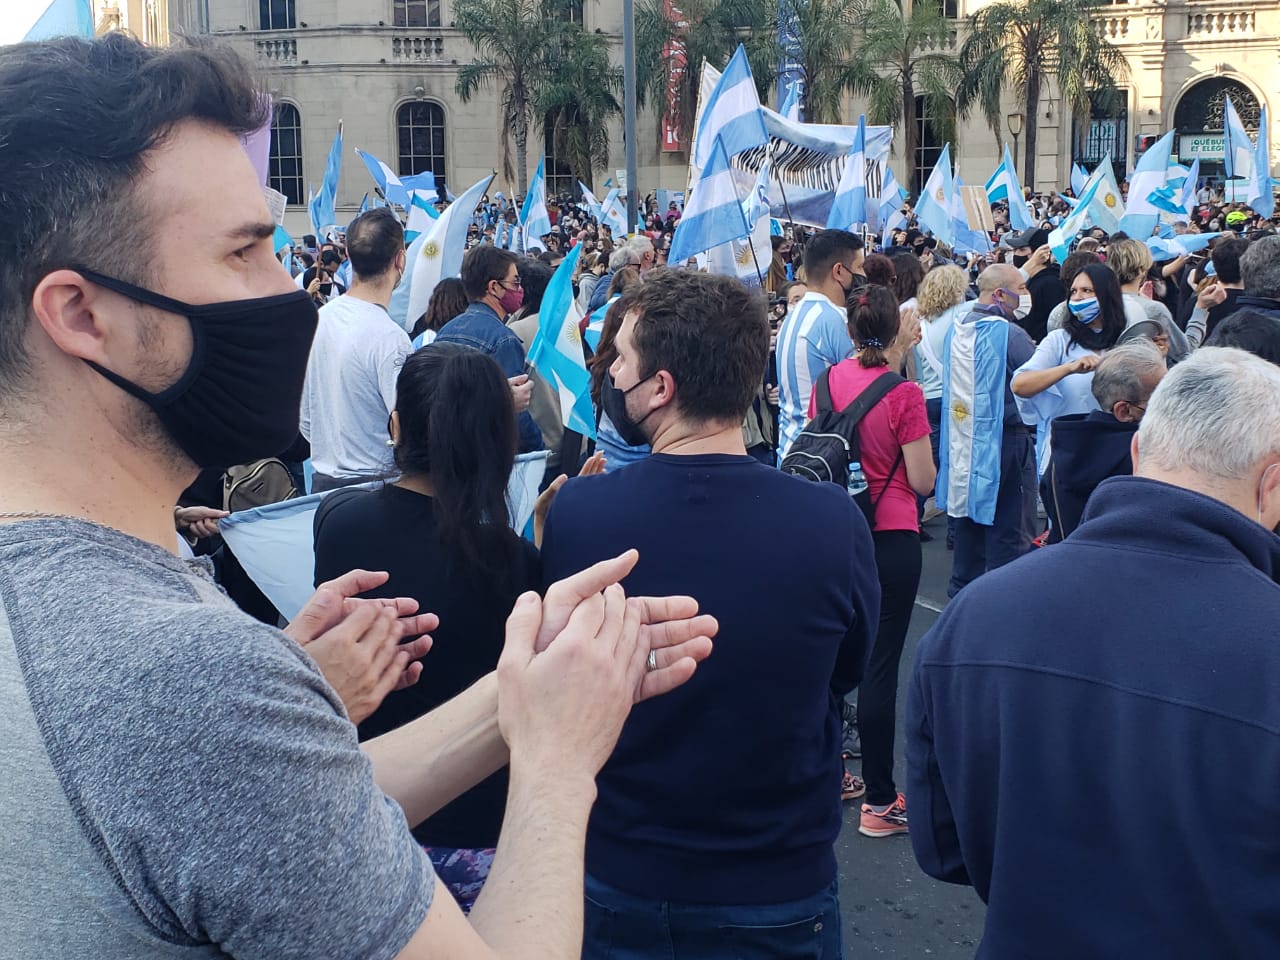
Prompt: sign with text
<box><xmin>1179</xmin><ymin>134</ymin><xmax>1225</xmax><ymax>161</ymax></box>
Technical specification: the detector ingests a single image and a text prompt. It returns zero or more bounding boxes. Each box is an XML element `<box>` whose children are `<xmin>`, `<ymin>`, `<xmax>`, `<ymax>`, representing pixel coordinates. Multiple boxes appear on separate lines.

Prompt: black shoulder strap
<box><xmin>814</xmin><ymin>367</ymin><xmax>835</xmax><ymax>414</ymax></box>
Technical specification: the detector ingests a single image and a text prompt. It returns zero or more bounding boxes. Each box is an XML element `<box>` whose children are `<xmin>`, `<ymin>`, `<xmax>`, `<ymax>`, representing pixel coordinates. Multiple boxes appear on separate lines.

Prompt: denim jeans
<box><xmin>582</xmin><ymin>874</ymin><xmax>843</xmax><ymax>960</ymax></box>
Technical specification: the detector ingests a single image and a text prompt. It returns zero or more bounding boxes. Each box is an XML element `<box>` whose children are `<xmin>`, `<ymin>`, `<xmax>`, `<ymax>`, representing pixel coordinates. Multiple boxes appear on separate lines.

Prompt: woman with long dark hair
<box><xmin>1012</xmin><ymin>262</ymin><xmax>1126</xmax><ymax>424</ymax></box>
<box><xmin>811</xmin><ymin>285</ymin><xmax>935</xmax><ymax>837</ymax></box>
<box><xmin>312</xmin><ymin>342</ymin><xmax>538</xmax><ymax>912</ymax></box>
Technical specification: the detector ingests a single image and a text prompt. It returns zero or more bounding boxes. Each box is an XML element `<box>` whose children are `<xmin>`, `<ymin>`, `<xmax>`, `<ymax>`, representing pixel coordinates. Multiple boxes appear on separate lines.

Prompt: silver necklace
<box><xmin>0</xmin><ymin>512</ymin><xmax>95</xmax><ymax>523</ymax></box>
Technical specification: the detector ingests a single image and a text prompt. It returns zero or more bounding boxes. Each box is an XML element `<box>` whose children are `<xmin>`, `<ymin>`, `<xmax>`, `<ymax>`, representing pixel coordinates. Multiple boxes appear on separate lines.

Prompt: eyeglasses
<box><xmin>497</xmin><ymin>278</ymin><xmax>523</xmax><ymax>289</ymax></box>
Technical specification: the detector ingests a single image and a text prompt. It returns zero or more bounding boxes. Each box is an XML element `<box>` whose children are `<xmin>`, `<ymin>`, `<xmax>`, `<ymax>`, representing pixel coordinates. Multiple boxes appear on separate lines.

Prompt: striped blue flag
<box><xmin>984</xmin><ymin>144</ymin><xmax>1033</xmax><ymax>231</ymax></box>
<box><xmin>693</xmin><ymin>45</ymin><xmax>769</xmax><ymax>172</ymax></box>
<box><xmin>308</xmin><ymin>122</ymin><xmax>343</xmax><ymax>235</ymax></box>
<box><xmin>585</xmin><ymin>295</ymin><xmax>618</xmax><ymax>351</ymax></box>
<box><xmin>355</xmin><ymin>148</ymin><xmax>410</xmax><ymax>208</ymax></box>
<box><xmin>1247</xmin><ymin>105</ymin><xmax>1274</xmax><ymax>217</ymax></box>
<box><xmin>1048</xmin><ymin>173</ymin><xmax>1103</xmax><ymax>261</ymax></box>
<box><xmin>938</xmin><ymin>315</ymin><xmax>1010</xmax><ymax>526</ymax></box>
<box><xmin>1223</xmin><ymin>96</ymin><xmax>1254</xmax><ymax>180</ymax></box>
<box><xmin>1070</xmin><ymin>163</ymin><xmax>1088</xmax><ymax>196</ymax></box>
<box><xmin>669</xmin><ymin>137</ymin><xmax>752</xmax><ymax>266</ymax></box>
<box><xmin>1119</xmin><ymin>131</ymin><xmax>1174</xmax><ymax>239</ymax></box>
<box><xmin>527</xmin><ymin>245</ymin><xmax>597</xmax><ymax>439</ymax></box>
<box><xmin>520</xmin><ymin>158</ymin><xmax>553</xmax><ymax>251</ymax></box>
<box><xmin>13</xmin><ymin>0</ymin><xmax>92</xmax><ymax>42</ymax></box>
<box><xmin>780</xmin><ymin>78</ymin><xmax>803</xmax><ymax>123</ymax></box>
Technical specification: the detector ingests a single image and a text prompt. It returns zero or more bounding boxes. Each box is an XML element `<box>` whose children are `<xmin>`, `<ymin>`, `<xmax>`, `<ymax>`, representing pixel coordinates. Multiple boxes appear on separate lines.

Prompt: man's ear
<box><xmin>1129</xmin><ymin>432</ymin><xmax>1141</xmax><ymax>474</ymax></box>
<box><xmin>30</xmin><ymin>269</ymin><xmax>112</xmax><ymax>365</ymax></box>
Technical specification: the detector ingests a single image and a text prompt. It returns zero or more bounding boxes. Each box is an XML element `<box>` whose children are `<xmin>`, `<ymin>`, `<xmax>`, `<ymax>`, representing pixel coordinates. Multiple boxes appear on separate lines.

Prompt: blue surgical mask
<box><xmin>1068</xmin><ymin>296</ymin><xmax>1101</xmax><ymax>325</ymax></box>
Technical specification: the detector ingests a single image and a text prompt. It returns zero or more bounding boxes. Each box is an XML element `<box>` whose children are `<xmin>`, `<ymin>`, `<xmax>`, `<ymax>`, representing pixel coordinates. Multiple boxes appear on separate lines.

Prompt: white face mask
<box><xmin>1015</xmin><ymin>294</ymin><xmax>1033</xmax><ymax>320</ymax></box>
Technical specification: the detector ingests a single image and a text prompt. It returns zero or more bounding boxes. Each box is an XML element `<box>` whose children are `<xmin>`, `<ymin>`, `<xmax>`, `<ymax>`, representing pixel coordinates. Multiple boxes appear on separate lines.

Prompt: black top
<box><xmin>313</xmin><ymin>483</ymin><xmax>540</xmax><ymax>847</ymax></box>
<box><xmin>1022</xmin><ymin>268</ymin><xmax>1067</xmax><ymax>343</ymax></box>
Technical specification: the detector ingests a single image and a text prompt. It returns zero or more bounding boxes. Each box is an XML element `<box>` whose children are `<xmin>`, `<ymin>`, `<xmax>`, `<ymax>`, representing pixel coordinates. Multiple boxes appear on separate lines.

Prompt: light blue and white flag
<box><xmin>827</xmin><ymin>115</ymin><xmax>869</xmax><ymax>232</ymax></box>
<box><xmin>1047</xmin><ymin>173</ymin><xmax>1103</xmax><ymax>262</ymax></box>
<box><xmin>950</xmin><ymin>175</ymin><xmax>991</xmax><ymax>255</ymax></box>
<box><xmin>404</xmin><ymin>189</ymin><xmax>440</xmax><ymax>244</ymax></box>
<box><xmin>355</xmin><ymin>148</ymin><xmax>411</xmax><ymax>208</ymax></box>
<box><xmin>306</xmin><ymin>123</ymin><xmax>343</xmax><ymax>235</ymax></box>
<box><xmin>1180</xmin><ymin>155</ymin><xmax>1201</xmax><ymax>215</ymax></box>
<box><xmin>520</xmin><ymin>158</ymin><xmax>553</xmax><ymax>252</ymax></box>
<box><xmin>1084</xmin><ymin>156</ymin><xmax>1124</xmax><ymax>235</ymax></box>
<box><xmin>527</xmin><ymin>245</ymin><xmax>596</xmax><ymax>439</ymax></box>
<box><xmin>915</xmin><ymin>143</ymin><xmax>956</xmax><ymax>248</ymax></box>
<box><xmin>876</xmin><ymin>166</ymin><xmax>909</xmax><ymax>246</ymax></box>
<box><xmin>742</xmin><ymin>156</ymin><xmax>774</xmax><ymax>231</ymax></box>
<box><xmin>692</xmin><ymin>44</ymin><xmax>770</xmax><ymax>171</ymax></box>
<box><xmin>599</xmin><ymin>188</ymin><xmax>629</xmax><ymax>238</ymax></box>
<box><xmin>1146</xmin><ymin>231</ymin><xmax>1221</xmax><ymax>260</ymax></box>
<box><xmin>984</xmin><ymin>144</ymin><xmax>1033</xmax><ymax>232</ymax></box>
<box><xmin>8</xmin><ymin>0</ymin><xmax>92</xmax><ymax>42</ymax></box>
<box><xmin>1224</xmin><ymin>96</ymin><xmax>1254</xmax><ymax>180</ymax></box>
<box><xmin>937</xmin><ymin>316</ymin><xmax>1010</xmax><ymax>526</ymax></box>
<box><xmin>220</xmin><ymin>452</ymin><xmax>550</xmax><ymax>621</ymax></box>
<box><xmin>389</xmin><ymin>173</ymin><xmax>494</xmax><ymax>333</ymax></box>
<box><xmin>669</xmin><ymin>137</ymin><xmax>753</xmax><ymax>266</ymax></box>
<box><xmin>1070</xmin><ymin>163</ymin><xmax>1088</xmax><ymax>196</ymax></box>
<box><xmin>1247</xmin><ymin>106</ymin><xmax>1274</xmax><ymax>217</ymax></box>
<box><xmin>706</xmin><ymin>211</ymin><xmax>772</xmax><ymax>287</ymax></box>
<box><xmin>272</xmin><ymin>224</ymin><xmax>294</xmax><ymax>256</ymax></box>
<box><xmin>584</xmin><ymin>295</ymin><xmax>618</xmax><ymax>351</ymax></box>
<box><xmin>401</xmin><ymin>170</ymin><xmax>438</xmax><ymax>198</ymax></box>
<box><xmin>579</xmin><ymin>181</ymin><xmax>603</xmax><ymax>219</ymax></box>
<box><xmin>1118</xmin><ymin>131</ymin><xmax>1174</xmax><ymax>239</ymax></box>
<box><xmin>780</xmin><ymin>78</ymin><xmax>803</xmax><ymax>123</ymax></box>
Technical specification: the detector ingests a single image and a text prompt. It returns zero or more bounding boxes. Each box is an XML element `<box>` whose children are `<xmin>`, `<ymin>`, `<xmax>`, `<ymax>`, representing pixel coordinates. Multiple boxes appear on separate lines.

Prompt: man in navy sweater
<box><xmin>907</xmin><ymin>347</ymin><xmax>1280</xmax><ymax>958</ymax></box>
<box><xmin>540</xmin><ymin>270</ymin><xmax>879</xmax><ymax>960</ymax></box>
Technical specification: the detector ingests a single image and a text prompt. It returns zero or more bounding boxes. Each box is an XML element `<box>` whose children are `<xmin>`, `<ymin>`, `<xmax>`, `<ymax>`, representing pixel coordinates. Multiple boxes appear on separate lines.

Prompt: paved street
<box><xmin>836</xmin><ymin>514</ymin><xmax>987</xmax><ymax>957</ymax></box>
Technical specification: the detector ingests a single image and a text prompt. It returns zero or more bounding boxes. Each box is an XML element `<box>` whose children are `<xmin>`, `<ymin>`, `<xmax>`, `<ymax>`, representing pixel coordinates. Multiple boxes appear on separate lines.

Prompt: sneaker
<box><xmin>858</xmin><ymin>793</ymin><xmax>908</xmax><ymax>837</ymax></box>
<box><xmin>841</xmin><ymin>770</ymin><xmax>866</xmax><ymax>801</ymax></box>
<box><xmin>921</xmin><ymin>499</ymin><xmax>945</xmax><ymax>523</ymax></box>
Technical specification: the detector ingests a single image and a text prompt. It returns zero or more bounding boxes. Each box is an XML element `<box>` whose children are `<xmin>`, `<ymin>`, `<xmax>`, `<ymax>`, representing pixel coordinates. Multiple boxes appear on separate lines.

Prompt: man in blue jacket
<box><xmin>540</xmin><ymin>270</ymin><xmax>879</xmax><ymax>960</ymax></box>
<box><xmin>907</xmin><ymin>346</ymin><xmax>1280</xmax><ymax>958</ymax></box>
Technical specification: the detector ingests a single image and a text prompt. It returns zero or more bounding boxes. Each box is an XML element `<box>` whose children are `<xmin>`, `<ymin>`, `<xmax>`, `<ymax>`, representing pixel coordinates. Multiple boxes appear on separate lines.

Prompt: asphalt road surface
<box><xmin>836</xmin><ymin>514</ymin><xmax>987</xmax><ymax>957</ymax></box>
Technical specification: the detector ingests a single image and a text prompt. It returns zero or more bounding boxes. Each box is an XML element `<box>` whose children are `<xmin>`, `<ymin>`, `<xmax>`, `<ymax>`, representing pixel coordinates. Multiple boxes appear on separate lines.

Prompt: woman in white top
<box><xmin>914</xmin><ymin>265</ymin><xmax>969</xmax><ymax>537</ymax></box>
<box><xmin>1011</xmin><ymin>262</ymin><xmax>1127</xmax><ymax>433</ymax></box>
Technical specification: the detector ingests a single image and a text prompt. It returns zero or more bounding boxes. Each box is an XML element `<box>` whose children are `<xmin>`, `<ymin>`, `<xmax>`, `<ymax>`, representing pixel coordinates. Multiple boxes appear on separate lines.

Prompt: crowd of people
<box><xmin>4</xmin><ymin>31</ymin><xmax>1280</xmax><ymax>960</ymax></box>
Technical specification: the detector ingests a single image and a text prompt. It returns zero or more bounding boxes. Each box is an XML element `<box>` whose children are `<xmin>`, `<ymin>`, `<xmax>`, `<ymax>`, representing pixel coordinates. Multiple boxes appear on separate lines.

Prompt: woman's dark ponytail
<box><xmin>847</xmin><ymin>284</ymin><xmax>900</xmax><ymax>368</ymax></box>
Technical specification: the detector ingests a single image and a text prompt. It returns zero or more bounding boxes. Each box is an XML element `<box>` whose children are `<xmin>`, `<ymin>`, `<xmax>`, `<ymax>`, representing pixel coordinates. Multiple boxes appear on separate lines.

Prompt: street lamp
<box><xmin>1007</xmin><ymin>111</ymin><xmax>1024</xmax><ymax>180</ymax></box>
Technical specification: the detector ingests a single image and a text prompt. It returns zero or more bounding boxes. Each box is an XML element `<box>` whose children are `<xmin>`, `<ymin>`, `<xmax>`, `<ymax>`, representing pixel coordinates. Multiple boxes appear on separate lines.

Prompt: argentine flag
<box><xmin>1118</xmin><ymin>131</ymin><xmax>1174</xmax><ymax>239</ymax></box>
<box><xmin>7</xmin><ymin>0</ymin><xmax>92</xmax><ymax>42</ymax></box>
<box><xmin>1048</xmin><ymin>173</ymin><xmax>1103</xmax><ymax>262</ymax></box>
<box><xmin>1223</xmin><ymin>96</ymin><xmax>1255</xmax><ymax>180</ymax></box>
<box><xmin>669</xmin><ymin>137</ymin><xmax>753</xmax><ymax>266</ymax></box>
<box><xmin>937</xmin><ymin>316</ymin><xmax>1010</xmax><ymax>526</ymax></box>
<box><xmin>404</xmin><ymin>189</ymin><xmax>439</xmax><ymax>244</ymax></box>
<box><xmin>949</xmin><ymin>175</ymin><xmax>992</xmax><ymax>255</ymax></box>
<box><xmin>876</xmin><ymin>166</ymin><xmax>909</xmax><ymax>246</ymax></box>
<box><xmin>219</xmin><ymin>452</ymin><xmax>550</xmax><ymax>622</ymax></box>
<box><xmin>599</xmin><ymin>188</ymin><xmax>630</xmax><ymax>238</ymax></box>
<box><xmin>579</xmin><ymin>181</ymin><xmax>603</xmax><ymax>219</ymax></box>
<box><xmin>528</xmin><ymin>245</ymin><xmax>596</xmax><ymax>439</ymax></box>
<box><xmin>584</xmin><ymin>295</ymin><xmax>618</xmax><ymax>351</ymax></box>
<box><xmin>520</xmin><ymin>158</ymin><xmax>553</xmax><ymax>252</ymax></box>
<box><xmin>826</xmin><ymin>115</ymin><xmax>869</xmax><ymax>231</ymax></box>
<box><xmin>1247</xmin><ymin>106</ymin><xmax>1274</xmax><ymax>217</ymax></box>
<box><xmin>780</xmin><ymin>78</ymin><xmax>803</xmax><ymax>123</ymax></box>
<box><xmin>356</xmin><ymin>148</ymin><xmax>411</xmax><ymax>208</ymax></box>
<box><xmin>915</xmin><ymin>143</ymin><xmax>956</xmax><ymax>248</ymax></box>
<box><xmin>308</xmin><ymin>122</ymin><xmax>343</xmax><ymax>236</ymax></box>
<box><xmin>692</xmin><ymin>45</ymin><xmax>770</xmax><ymax>172</ymax></box>
<box><xmin>984</xmin><ymin>145</ymin><xmax>1033</xmax><ymax>231</ymax></box>
<box><xmin>1146</xmin><ymin>231</ymin><xmax>1221</xmax><ymax>261</ymax></box>
<box><xmin>389</xmin><ymin>173</ymin><xmax>494</xmax><ymax>333</ymax></box>
<box><xmin>1083</xmin><ymin>156</ymin><xmax>1125</xmax><ymax>235</ymax></box>
<box><xmin>1070</xmin><ymin>163</ymin><xmax>1089</xmax><ymax>197</ymax></box>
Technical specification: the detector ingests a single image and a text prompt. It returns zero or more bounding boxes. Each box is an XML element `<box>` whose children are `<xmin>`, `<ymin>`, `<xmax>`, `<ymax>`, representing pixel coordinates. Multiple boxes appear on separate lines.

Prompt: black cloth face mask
<box><xmin>75</xmin><ymin>268</ymin><xmax>319</xmax><ymax>470</ymax></box>
<box><xmin>599</xmin><ymin>371</ymin><xmax>655</xmax><ymax>448</ymax></box>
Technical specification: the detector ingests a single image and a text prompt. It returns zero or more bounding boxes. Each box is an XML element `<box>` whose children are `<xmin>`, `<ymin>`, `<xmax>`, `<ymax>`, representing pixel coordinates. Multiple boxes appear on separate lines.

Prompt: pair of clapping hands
<box><xmin>284</xmin><ymin>550</ymin><xmax>716</xmax><ymax>768</ymax></box>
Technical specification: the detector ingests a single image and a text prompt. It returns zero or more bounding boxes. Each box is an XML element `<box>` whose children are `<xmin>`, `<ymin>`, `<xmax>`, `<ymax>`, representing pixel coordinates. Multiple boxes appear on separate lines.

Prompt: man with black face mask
<box><xmin>0</xmin><ymin>34</ymin><xmax>715</xmax><ymax>960</ymax></box>
<box><xmin>539</xmin><ymin>270</ymin><xmax>879</xmax><ymax>960</ymax></box>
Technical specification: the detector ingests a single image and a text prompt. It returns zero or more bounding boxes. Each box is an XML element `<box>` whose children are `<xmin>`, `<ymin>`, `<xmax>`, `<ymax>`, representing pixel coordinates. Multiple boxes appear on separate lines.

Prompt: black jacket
<box><xmin>1020</xmin><ymin>267</ymin><xmax>1066</xmax><ymax>343</ymax></box>
<box><xmin>1041</xmin><ymin>410</ymin><xmax>1138</xmax><ymax>543</ymax></box>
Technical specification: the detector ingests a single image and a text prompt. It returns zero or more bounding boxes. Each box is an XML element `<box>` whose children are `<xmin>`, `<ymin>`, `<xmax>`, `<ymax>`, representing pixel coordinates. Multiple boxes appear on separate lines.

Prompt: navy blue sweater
<box><xmin>907</xmin><ymin>476</ymin><xmax>1280</xmax><ymax>958</ymax></box>
<box><xmin>540</xmin><ymin>453</ymin><xmax>879</xmax><ymax>905</ymax></box>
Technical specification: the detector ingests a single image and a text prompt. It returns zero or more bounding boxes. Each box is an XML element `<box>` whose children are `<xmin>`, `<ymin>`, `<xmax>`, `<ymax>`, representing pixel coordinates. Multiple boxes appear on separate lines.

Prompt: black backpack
<box><xmin>780</xmin><ymin>367</ymin><xmax>905</xmax><ymax>526</ymax></box>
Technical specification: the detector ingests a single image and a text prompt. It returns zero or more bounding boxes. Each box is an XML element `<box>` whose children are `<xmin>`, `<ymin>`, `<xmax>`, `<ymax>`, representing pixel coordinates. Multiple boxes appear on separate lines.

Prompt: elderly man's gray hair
<box><xmin>1138</xmin><ymin>346</ymin><xmax>1280</xmax><ymax>482</ymax></box>
<box><xmin>1091</xmin><ymin>341</ymin><xmax>1165</xmax><ymax>412</ymax></box>
<box><xmin>1241</xmin><ymin>235</ymin><xmax>1280</xmax><ymax>300</ymax></box>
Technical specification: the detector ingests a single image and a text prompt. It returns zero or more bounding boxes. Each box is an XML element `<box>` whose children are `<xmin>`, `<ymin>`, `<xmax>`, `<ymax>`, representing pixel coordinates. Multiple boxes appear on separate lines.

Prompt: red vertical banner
<box><xmin>661</xmin><ymin>0</ymin><xmax>688</xmax><ymax>153</ymax></box>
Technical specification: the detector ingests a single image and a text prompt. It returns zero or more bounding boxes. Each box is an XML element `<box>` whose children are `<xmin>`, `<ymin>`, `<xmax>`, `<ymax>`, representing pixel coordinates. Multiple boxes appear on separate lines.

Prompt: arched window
<box><xmin>268</xmin><ymin>103</ymin><xmax>304</xmax><ymax>206</ymax></box>
<box><xmin>1173</xmin><ymin>78</ymin><xmax>1260</xmax><ymax>177</ymax></box>
<box><xmin>914</xmin><ymin>95</ymin><xmax>952</xmax><ymax>195</ymax></box>
<box><xmin>397</xmin><ymin>101</ymin><xmax>447</xmax><ymax>182</ymax></box>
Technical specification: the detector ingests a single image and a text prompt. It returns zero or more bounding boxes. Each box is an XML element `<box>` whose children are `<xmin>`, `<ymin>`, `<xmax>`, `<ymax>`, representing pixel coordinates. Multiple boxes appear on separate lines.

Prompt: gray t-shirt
<box><xmin>0</xmin><ymin>519</ymin><xmax>433</xmax><ymax>959</ymax></box>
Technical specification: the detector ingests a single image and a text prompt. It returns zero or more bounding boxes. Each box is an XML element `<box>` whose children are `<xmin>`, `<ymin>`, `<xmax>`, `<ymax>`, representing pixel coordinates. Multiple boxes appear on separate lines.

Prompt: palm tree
<box><xmin>843</xmin><ymin>0</ymin><xmax>964</xmax><ymax>190</ymax></box>
<box><xmin>957</xmin><ymin>0</ymin><xmax>1129</xmax><ymax>191</ymax></box>
<box><xmin>776</xmin><ymin>0</ymin><xmax>863</xmax><ymax>124</ymax></box>
<box><xmin>634</xmin><ymin>0</ymin><xmax>775</xmax><ymax>153</ymax></box>
<box><xmin>455</xmin><ymin>0</ymin><xmax>582</xmax><ymax>195</ymax></box>
<box><xmin>538</xmin><ymin>30</ymin><xmax>622</xmax><ymax>191</ymax></box>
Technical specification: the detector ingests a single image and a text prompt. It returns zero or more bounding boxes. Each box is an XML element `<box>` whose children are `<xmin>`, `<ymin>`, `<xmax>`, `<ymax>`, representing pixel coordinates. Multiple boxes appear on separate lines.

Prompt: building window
<box><xmin>917</xmin><ymin>0</ymin><xmax>958</xmax><ymax>17</ymax></box>
<box><xmin>268</xmin><ymin>103</ymin><xmax>304</xmax><ymax>206</ymax></box>
<box><xmin>914</xmin><ymin>95</ymin><xmax>952</xmax><ymax>195</ymax></box>
<box><xmin>258</xmin><ymin>0</ymin><xmax>295</xmax><ymax>30</ymax></box>
<box><xmin>393</xmin><ymin>0</ymin><xmax>442</xmax><ymax>28</ymax></box>
<box><xmin>1074</xmin><ymin>89</ymin><xmax>1128</xmax><ymax>183</ymax></box>
<box><xmin>544</xmin><ymin>116</ymin><xmax>576</xmax><ymax>198</ymax></box>
<box><xmin>397</xmin><ymin>101</ymin><xmax>447</xmax><ymax>182</ymax></box>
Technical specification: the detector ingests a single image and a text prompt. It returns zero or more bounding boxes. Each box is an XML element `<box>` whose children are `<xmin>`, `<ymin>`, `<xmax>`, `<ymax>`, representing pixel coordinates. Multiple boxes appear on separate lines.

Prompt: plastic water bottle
<box><xmin>847</xmin><ymin>461</ymin><xmax>869</xmax><ymax>499</ymax></box>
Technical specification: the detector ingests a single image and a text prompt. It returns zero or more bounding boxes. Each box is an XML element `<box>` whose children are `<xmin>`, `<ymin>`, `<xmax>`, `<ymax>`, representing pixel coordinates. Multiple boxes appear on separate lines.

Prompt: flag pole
<box><xmin>767</xmin><ymin>141</ymin><xmax>800</xmax><ymax>234</ymax></box>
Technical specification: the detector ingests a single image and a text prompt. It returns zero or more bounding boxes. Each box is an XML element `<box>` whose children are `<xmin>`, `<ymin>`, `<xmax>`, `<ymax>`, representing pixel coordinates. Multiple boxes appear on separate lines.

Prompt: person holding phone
<box><xmin>304</xmin><ymin>249</ymin><xmax>346</xmax><ymax>306</ymax></box>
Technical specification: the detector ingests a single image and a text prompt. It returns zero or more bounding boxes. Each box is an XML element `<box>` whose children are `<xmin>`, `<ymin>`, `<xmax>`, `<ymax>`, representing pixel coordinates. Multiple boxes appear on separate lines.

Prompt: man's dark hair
<box><xmin>302</xmin><ymin>234</ymin><xmax>317</xmax><ymax>248</ymax></box>
<box><xmin>344</xmin><ymin>208</ymin><xmax>403</xmax><ymax>280</ymax></box>
<box><xmin>515</xmin><ymin>257</ymin><xmax>554</xmax><ymax>316</ymax></box>
<box><xmin>461</xmin><ymin>244</ymin><xmax>518</xmax><ymax>301</ymax></box>
<box><xmin>1210</xmin><ymin>237</ymin><xmax>1249</xmax><ymax>285</ymax></box>
<box><xmin>802</xmin><ymin>229</ymin><xmax>863</xmax><ymax>282</ymax></box>
<box><xmin>319</xmin><ymin>250</ymin><xmax>343</xmax><ymax>270</ymax></box>
<box><xmin>629</xmin><ymin>271</ymin><xmax>768</xmax><ymax>424</ymax></box>
<box><xmin>0</xmin><ymin>34</ymin><xmax>266</xmax><ymax>394</ymax></box>
<box><xmin>1204</xmin><ymin>309</ymin><xmax>1280</xmax><ymax>366</ymax></box>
